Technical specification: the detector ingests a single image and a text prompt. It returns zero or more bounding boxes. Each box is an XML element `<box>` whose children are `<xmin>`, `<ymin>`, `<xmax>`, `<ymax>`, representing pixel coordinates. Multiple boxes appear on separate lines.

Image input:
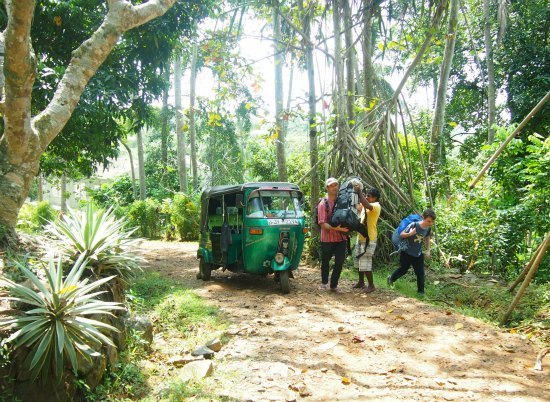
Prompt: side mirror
<box><xmin>235</xmin><ymin>194</ymin><xmax>244</xmax><ymax>208</ymax></box>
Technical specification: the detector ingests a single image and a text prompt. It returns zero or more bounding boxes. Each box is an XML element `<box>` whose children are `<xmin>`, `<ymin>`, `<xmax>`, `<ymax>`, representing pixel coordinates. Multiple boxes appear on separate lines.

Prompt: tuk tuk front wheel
<box><xmin>279</xmin><ymin>270</ymin><xmax>290</xmax><ymax>294</ymax></box>
<box><xmin>199</xmin><ymin>258</ymin><xmax>212</xmax><ymax>281</ymax></box>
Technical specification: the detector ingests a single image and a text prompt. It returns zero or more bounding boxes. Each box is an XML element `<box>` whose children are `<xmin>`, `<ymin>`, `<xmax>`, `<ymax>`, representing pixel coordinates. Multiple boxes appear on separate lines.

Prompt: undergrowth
<box><xmin>83</xmin><ymin>271</ymin><xmax>228</xmax><ymax>401</ymax></box>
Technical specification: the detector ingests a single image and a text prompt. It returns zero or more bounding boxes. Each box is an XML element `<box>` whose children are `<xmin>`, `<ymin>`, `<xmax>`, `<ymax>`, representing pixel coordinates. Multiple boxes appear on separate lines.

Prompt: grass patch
<box><xmin>155</xmin><ymin>379</ymin><xmax>237</xmax><ymax>402</ymax></box>
<box><xmin>84</xmin><ymin>271</ymin><xmax>229</xmax><ymax>401</ymax></box>
<box><xmin>129</xmin><ymin>271</ymin><xmax>227</xmax><ymax>340</ymax></box>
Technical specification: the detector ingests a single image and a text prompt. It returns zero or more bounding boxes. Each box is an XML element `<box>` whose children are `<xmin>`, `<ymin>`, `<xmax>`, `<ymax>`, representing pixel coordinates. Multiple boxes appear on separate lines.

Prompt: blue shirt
<box><xmin>403</xmin><ymin>222</ymin><xmax>431</xmax><ymax>257</ymax></box>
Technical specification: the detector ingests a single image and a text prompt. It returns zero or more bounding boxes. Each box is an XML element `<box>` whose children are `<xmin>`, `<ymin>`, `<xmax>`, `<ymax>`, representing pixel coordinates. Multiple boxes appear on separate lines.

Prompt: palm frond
<box><xmin>497</xmin><ymin>0</ymin><xmax>509</xmax><ymax>46</ymax></box>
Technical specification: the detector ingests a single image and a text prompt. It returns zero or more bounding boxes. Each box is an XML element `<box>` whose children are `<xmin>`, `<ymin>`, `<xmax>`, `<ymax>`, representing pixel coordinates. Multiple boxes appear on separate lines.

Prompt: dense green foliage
<box><xmin>433</xmin><ymin>127</ymin><xmax>549</xmax><ymax>281</ymax></box>
<box><xmin>0</xmin><ymin>0</ymin><xmax>214</xmax><ymax>179</ymax></box>
<box><xmin>88</xmin><ymin>175</ymin><xmax>200</xmax><ymax>241</ymax></box>
<box><xmin>0</xmin><ymin>254</ymin><xmax>123</xmax><ymax>382</ymax></box>
<box><xmin>16</xmin><ymin>201</ymin><xmax>58</xmax><ymax>233</ymax></box>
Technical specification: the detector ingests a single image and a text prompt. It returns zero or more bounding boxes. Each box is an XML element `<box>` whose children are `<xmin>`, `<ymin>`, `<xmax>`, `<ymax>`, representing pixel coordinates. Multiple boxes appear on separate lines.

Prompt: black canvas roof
<box><xmin>201</xmin><ymin>182</ymin><xmax>300</xmax><ymax>198</ymax></box>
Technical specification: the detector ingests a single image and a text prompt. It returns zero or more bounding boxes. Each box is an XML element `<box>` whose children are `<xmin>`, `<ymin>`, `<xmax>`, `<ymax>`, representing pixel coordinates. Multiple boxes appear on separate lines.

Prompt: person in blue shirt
<box><xmin>387</xmin><ymin>208</ymin><xmax>436</xmax><ymax>295</ymax></box>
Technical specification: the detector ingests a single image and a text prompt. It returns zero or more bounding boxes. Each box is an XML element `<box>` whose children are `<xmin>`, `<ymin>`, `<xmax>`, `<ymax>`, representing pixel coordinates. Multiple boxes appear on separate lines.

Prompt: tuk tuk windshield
<box><xmin>246</xmin><ymin>190</ymin><xmax>304</xmax><ymax>219</ymax></box>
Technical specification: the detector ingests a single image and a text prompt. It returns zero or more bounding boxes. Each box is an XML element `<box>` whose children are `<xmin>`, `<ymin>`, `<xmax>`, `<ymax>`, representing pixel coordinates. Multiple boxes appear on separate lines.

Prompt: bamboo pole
<box><xmin>469</xmin><ymin>90</ymin><xmax>550</xmax><ymax>190</ymax></box>
<box><xmin>296</xmin><ymin>142</ymin><xmax>344</xmax><ymax>186</ymax></box>
<box><xmin>500</xmin><ymin>233</ymin><xmax>550</xmax><ymax>326</ymax></box>
<box><xmin>508</xmin><ymin>240</ymin><xmax>544</xmax><ymax>292</ymax></box>
<box><xmin>401</xmin><ymin>96</ymin><xmax>434</xmax><ymax>207</ymax></box>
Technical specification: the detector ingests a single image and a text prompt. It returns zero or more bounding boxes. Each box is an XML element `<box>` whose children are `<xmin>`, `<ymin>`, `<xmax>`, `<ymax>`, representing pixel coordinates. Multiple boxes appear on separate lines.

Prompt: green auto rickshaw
<box><xmin>196</xmin><ymin>182</ymin><xmax>307</xmax><ymax>293</ymax></box>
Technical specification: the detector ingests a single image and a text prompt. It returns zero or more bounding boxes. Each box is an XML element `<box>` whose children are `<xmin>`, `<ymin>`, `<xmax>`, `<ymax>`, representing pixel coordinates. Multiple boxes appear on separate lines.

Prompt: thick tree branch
<box><xmin>274</xmin><ymin>7</ymin><xmax>334</xmax><ymax>62</ymax></box>
<box><xmin>33</xmin><ymin>0</ymin><xmax>176</xmax><ymax>150</ymax></box>
<box><xmin>3</xmin><ymin>0</ymin><xmax>37</xmax><ymax>157</ymax></box>
<box><xmin>391</xmin><ymin>0</ymin><xmax>448</xmax><ymax>103</ymax></box>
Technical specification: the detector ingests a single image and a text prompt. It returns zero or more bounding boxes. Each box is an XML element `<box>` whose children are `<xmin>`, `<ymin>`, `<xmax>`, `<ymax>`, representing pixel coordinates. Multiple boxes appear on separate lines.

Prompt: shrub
<box><xmin>87</xmin><ymin>175</ymin><xmax>136</xmax><ymax>209</ymax></box>
<box><xmin>46</xmin><ymin>204</ymin><xmax>142</xmax><ymax>281</ymax></box>
<box><xmin>165</xmin><ymin>193</ymin><xmax>200</xmax><ymax>241</ymax></box>
<box><xmin>127</xmin><ymin>199</ymin><xmax>163</xmax><ymax>239</ymax></box>
<box><xmin>17</xmin><ymin>201</ymin><xmax>57</xmax><ymax>233</ymax></box>
<box><xmin>0</xmin><ymin>254</ymin><xmax>124</xmax><ymax>382</ymax></box>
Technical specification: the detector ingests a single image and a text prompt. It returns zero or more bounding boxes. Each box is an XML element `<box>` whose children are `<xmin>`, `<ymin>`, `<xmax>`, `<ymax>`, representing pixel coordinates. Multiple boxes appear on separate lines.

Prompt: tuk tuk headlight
<box><xmin>274</xmin><ymin>253</ymin><xmax>285</xmax><ymax>264</ymax></box>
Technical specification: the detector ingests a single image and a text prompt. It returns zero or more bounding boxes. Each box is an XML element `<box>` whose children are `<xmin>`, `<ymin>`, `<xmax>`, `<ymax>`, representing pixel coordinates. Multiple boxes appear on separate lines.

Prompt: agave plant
<box><xmin>46</xmin><ymin>204</ymin><xmax>142</xmax><ymax>281</ymax></box>
<box><xmin>0</xmin><ymin>253</ymin><xmax>124</xmax><ymax>382</ymax></box>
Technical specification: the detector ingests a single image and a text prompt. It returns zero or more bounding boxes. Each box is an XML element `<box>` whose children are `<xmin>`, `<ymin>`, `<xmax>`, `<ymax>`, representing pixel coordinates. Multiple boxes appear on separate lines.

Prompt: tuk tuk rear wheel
<box><xmin>199</xmin><ymin>258</ymin><xmax>212</xmax><ymax>281</ymax></box>
<box><xmin>279</xmin><ymin>270</ymin><xmax>290</xmax><ymax>294</ymax></box>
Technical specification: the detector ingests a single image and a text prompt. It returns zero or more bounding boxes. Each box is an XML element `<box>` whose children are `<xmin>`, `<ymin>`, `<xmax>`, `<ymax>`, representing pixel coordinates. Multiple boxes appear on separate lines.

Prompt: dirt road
<box><xmin>138</xmin><ymin>240</ymin><xmax>549</xmax><ymax>401</ymax></box>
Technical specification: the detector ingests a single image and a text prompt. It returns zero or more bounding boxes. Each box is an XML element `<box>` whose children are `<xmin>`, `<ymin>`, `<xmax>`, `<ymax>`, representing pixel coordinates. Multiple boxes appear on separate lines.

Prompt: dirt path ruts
<box><xmin>138</xmin><ymin>240</ymin><xmax>549</xmax><ymax>401</ymax></box>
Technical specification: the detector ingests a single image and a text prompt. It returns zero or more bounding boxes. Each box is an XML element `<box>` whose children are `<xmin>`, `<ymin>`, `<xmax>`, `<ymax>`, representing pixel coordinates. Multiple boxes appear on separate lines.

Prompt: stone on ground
<box><xmin>206</xmin><ymin>338</ymin><xmax>223</xmax><ymax>352</ymax></box>
<box><xmin>180</xmin><ymin>360</ymin><xmax>214</xmax><ymax>382</ymax></box>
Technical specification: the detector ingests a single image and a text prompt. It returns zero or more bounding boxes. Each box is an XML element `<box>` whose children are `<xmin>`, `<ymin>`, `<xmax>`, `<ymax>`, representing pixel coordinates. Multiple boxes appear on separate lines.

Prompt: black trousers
<box><xmin>390</xmin><ymin>252</ymin><xmax>425</xmax><ymax>293</ymax></box>
<box><xmin>321</xmin><ymin>241</ymin><xmax>347</xmax><ymax>289</ymax></box>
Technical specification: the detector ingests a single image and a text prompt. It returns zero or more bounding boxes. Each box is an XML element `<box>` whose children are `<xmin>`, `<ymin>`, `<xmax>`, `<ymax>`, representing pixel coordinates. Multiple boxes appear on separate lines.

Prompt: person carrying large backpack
<box><xmin>317</xmin><ymin>177</ymin><xmax>349</xmax><ymax>292</ymax></box>
<box><xmin>352</xmin><ymin>185</ymin><xmax>381</xmax><ymax>293</ymax></box>
<box><xmin>387</xmin><ymin>208</ymin><xmax>436</xmax><ymax>296</ymax></box>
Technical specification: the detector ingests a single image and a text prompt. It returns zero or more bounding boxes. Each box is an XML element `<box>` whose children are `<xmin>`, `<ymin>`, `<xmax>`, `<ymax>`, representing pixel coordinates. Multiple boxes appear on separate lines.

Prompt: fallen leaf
<box><xmin>301</xmin><ymin>368</ymin><xmax>308</xmax><ymax>373</ymax></box>
<box><xmin>386</xmin><ymin>308</ymin><xmax>395</xmax><ymax>314</ymax></box>
<box><xmin>434</xmin><ymin>280</ymin><xmax>440</xmax><ymax>285</ymax></box>
<box><xmin>436</xmin><ymin>381</ymin><xmax>445</xmax><ymax>386</ymax></box>
<box><xmin>386</xmin><ymin>367</ymin><xmax>398</xmax><ymax>373</ymax></box>
<box><xmin>454</xmin><ymin>323</ymin><xmax>464</xmax><ymax>330</ymax></box>
<box><xmin>395</xmin><ymin>315</ymin><xmax>405</xmax><ymax>320</ymax></box>
<box><xmin>446</xmin><ymin>311</ymin><xmax>452</xmax><ymax>315</ymax></box>
<box><xmin>341</xmin><ymin>377</ymin><xmax>351</xmax><ymax>385</ymax></box>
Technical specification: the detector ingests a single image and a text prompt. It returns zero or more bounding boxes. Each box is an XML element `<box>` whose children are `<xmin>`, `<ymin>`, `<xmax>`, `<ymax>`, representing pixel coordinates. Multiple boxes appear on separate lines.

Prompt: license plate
<box><xmin>267</xmin><ymin>219</ymin><xmax>299</xmax><ymax>226</ymax></box>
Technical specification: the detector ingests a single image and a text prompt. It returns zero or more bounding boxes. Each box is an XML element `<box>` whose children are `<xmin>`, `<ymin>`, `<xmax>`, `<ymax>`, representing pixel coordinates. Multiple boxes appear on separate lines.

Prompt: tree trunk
<box><xmin>332</xmin><ymin>0</ymin><xmax>346</xmax><ymax>174</ymax></box>
<box><xmin>428</xmin><ymin>0</ymin><xmax>459</xmax><ymax>200</ymax></box>
<box><xmin>0</xmin><ymin>0</ymin><xmax>177</xmax><ymax>240</ymax></box>
<box><xmin>60</xmin><ymin>171</ymin><xmax>67</xmax><ymax>215</ymax></box>
<box><xmin>0</xmin><ymin>32</ymin><xmax>4</xmax><ymax>101</ymax></box>
<box><xmin>37</xmin><ymin>173</ymin><xmax>43</xmax><ymax>202</ymax></box>
<box><xmin>122</xmin><ymin>141</ymin><xmax>137</xmax><ymax>199</ymax></box>
<box><xmin>174</xmin><ymin>54</ymin><xmax>187</xmax><ymax>192</ymax></box>
<box><xmin>391</xmin><ymin>0</ymin><xmax>449</xmax><ymax>103</ymax></box>
<box><xmin>137</xmin><ymin>128</ymin><xmax>146</xmax><ymax>200</ymax></box>
<box><xmin>301</xmin><ymin>0</ymin><xmax>320</xmax><ymax>257</ymax></box>
<box><xmin>283</xmin><ymin>62</ymin><xmax>294</xmax><ymax>151</ymax></box>
<box><xmin>483</xmin><ymin>0</ymin><xmax>497</xmax><ymax>144</ymax></box>
<box><xmin>189</xmin><ymin>43</ymin><xmax>199</xmax><ymax>190</ymax></box>
<box><xmin>273</xmin><ymin>0</ymin><xmax>288</xmax><ymax>182</ymax></box>
<box><xmin>343</xmin><ymin>0</ymin><xmax>355</xmax><ymax>128</ymax></box>
<box><xmin>160</xmin><ymin>67</ymin><xmax>170</xmax><ymax>165</ymax></box>
<box><xmin>362</xmin><ymin>0</ymin><xmax>375</xmax><ymax>109</ymax></box>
